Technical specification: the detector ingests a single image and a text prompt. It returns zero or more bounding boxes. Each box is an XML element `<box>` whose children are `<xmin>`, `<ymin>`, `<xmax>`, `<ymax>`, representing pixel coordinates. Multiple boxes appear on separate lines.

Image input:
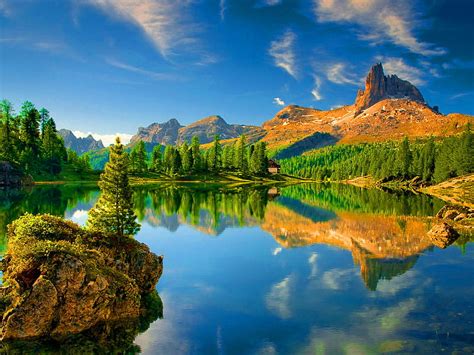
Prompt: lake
<box><xmin>1</xmin><ymin>183</ymin><xmax>473</xmax><ymax>354</ymax></box>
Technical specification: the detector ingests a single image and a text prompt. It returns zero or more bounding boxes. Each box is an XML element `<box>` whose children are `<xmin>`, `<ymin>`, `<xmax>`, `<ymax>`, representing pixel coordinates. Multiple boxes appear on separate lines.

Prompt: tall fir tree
<box><xmin>87</xmin><ymin>137</ymin><xmax>140</xmax><ymax>237</ymax></box>
<box><xmin>41</xmin><ymin>118</ymin><xmax>67</xmax><ymax>175</ymax></box>
<box><xmin>191</xmin><ymin>136</ymin><xmax>202</xmax><ymax>172</ymax></box>
<box><xmin>234</xmin><ymin>135</ymin><xmax>248</xmax><ymax>173</ymax></box>
<box><xmin>208</xmin><ymin>135</ymin><xmax>222</xmax><ymax>172</ymax></box>
<box><xmin>151</xmin><ymin>145</ymin><xmax>162</xmax><ymax>172</ymax></box>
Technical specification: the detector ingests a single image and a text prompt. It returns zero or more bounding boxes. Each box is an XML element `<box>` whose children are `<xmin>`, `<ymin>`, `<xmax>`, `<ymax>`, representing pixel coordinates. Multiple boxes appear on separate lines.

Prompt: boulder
<box><xmin>0</xmin><ymin>214</ymin><xmax>163</xmax><ymax>342</ymax></box>
<box><xmin>428</xmin><ymin>222</ymin><xmax>460</xmax><ymax>249</ymax></box>
<box><xmin>0</xmin><ymin>161</ymin><xmax>31</xmax><ymax>187</ymax></box>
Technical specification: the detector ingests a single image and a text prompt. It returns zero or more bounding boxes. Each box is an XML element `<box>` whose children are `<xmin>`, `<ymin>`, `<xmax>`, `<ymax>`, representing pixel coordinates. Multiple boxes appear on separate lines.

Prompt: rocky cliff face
<box><xmin>0</xmin><ymin>214</ymin><xmax>163</xmax><ymax>342</ymax></box>
<box><xmin>130</xmin><ymin>115</ymin><xmax>262</xmax><ymax>146</ymax></box>
<box><xmin>59</xmin><ymin>129</ymin><xmax>104</xmax><ymax>154</ymax></box>
<box><xmin>354</xmin><ymin>63</ymin><xmax>425</xmax><ymax>115</ymax></box>
<box><xmin>130</xmin><ymin>118</ymin><xmax>183</xmax><ymax>145</ymax></box>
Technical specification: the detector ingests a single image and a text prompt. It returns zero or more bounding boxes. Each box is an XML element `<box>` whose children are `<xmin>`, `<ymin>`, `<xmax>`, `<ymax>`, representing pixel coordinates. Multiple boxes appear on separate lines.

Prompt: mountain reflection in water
<box><xmin>1</xmin><ymin>183</ymin><xmax>472</xmax><ymax>353</ymax></box>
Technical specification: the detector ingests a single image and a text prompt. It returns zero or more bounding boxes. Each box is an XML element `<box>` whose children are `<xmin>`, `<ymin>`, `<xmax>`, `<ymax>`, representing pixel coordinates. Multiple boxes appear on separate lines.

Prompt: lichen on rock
<box><xmin>0</xmin><ymin>214</ymin><xmax>163</xmax><ymax>343</ymax></box>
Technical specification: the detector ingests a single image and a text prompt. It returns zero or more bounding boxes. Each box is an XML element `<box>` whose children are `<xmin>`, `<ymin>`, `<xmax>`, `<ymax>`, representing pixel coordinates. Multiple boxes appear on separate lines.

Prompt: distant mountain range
<box><xmin>130</xmin><ymin>115</ymin><xmax>264</xmax><ymax>146</ymax></box>
<box><xmin>58</xmin><ymin>129</ymin><xmax>104</xmax><ymax>154</ymax></box>
<box><xmin>70</xmin><ymin>62</ymin><xmax>473</xmax><ymax>168</ymax></box>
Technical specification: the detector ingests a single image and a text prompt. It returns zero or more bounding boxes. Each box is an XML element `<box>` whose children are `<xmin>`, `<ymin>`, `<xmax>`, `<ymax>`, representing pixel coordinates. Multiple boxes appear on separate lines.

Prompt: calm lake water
<box><xmin>1</xmin><ymin>183</ymin><xmax>473</xmax><ymax>354</ymax></box>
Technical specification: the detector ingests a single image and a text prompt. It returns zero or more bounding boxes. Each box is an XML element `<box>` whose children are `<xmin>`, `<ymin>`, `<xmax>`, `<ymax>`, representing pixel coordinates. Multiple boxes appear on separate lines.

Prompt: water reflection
<box><xmin>0</xmin><ymin>183</ymin><xmax>472</xmax><ymax>353</ymax></box>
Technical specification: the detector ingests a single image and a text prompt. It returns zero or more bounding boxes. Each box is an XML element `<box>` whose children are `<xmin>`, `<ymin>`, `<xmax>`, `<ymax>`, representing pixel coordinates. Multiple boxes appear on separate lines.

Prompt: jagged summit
<box><xmin>130</xmin><ymin>118</ymin><xmax>183</xmax><ymax>145</ymax></box>
<box><xmin>58</xmin><ymin>129</ymin><xmax>104</xmax><ymax>154</ymax></box>
<box><xmin>354</xmin><ymin>63</ymin><xmax>425</xmax><ymax>115</ymax></box>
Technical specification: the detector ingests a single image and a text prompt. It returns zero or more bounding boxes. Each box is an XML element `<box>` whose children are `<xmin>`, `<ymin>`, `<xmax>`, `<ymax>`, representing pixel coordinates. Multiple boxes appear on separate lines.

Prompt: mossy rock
<box><xmin>0</xmin><ymin>214</ymin><xmax>163</xmax><ymax>342</ymax></box>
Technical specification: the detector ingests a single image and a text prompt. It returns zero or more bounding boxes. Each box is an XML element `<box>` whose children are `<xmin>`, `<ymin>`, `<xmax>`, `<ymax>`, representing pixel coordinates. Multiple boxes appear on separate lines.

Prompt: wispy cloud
<box><xmin>311</xmin><ymin>75</ymin><xmax>323</xmax><ymax>100</ymax></box>
<box><xmin>84</xmin><ymin>0</ymin><xmax>204</xmax><ymax>59</ymax></box>
<box><xmin>256</xmin><ymin>0</ymin><xmax>282</xmax><ymax>6</ymax></box>
<box><xmin>73</xmin><ymin>130</ymin><xmax>133</xmax><ymax>146</ymax></box>
<box><xmin>273</xmin><ymin>97</ymin><xmax>286</xmax><ymax>106</ymax></box>
<box><xmin>450</xmin><ymin>91</ymin><xmax>474</xmax><ymax>100</ymax></box>
<box><xmin>376</xmin><ymin>56</ymin><xmax>424</xmax><ymax>86</ymax></box>
<box><xmin>106</xmin><ymin>57</ymin><xmax>177</xmax><ymax>80</ymax></box>
<box><xmin>269</xmin><ymin>30</ymin><xmax>297</xmax><ymax>78</ymax></box>
<box><xmin>313</xmin><ymin>0</ymin><xmax>446</xmax><ymax>56</ymax></box>
<box><xmin>0</xmin><ymin>0</ymin><xmax>11</xmax><ymax>16</ymax></box>
<box><xmin>265</xmin><ymin>275</ymin><xmax>293</xmax><ymax>319</ymax></box>
<box><xmin>219</xmin><ymin>0</ymin><xmax>226</xmax><ymax>21</ymax></box>
<box><xmin>326</xmin><ymin>63</ymin><xmax>360</xmax><ymax>85</ymax></box>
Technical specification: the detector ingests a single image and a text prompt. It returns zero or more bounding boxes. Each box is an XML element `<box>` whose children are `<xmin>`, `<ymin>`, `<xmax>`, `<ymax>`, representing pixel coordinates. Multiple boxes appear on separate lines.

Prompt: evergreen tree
<box><xmin>39</xmin><ymin>108</ymin><xmax>50</xmax><ymax>138</ymax></box>
<box><xmin>191</xmin><ymin>136</ymin><xmax>202</xmax><ymax>172</ymax></box>
<box><xmin>180</xmin><ymin>141</ymin><xmax>193</xmax><ymax>173</ymax></box>
<box><xmin>151</xmin><ymin>145</ymin><xmax>162</xmax><ymax>172</ymax></box>
<box><xmin>87</xmin><ymin>137</ymin><xmax>140</xmax><ymax>237</ymax></box>
<box><xmin>0</xmin><ymin>100</ymin><xmax>17</xmax><ymax>162</ymax></box>
<box><xmin>41</xmin><ymin>118</ymin><xmax>66</xmax><ymax>175</ymax></box>
<box><xmin>234</xmin><ymin>135</ymin><xmax>248</xmax><ymax>173</ymax></box>
<box><xmin>208</xmin><ymin>135</ymin><xmax>221</xmax><ymax>172</ymax></box>
<box><xmin>397</xmin><ymin>137</ymin><xmax>412</xmax><ymax>178</ymax></box>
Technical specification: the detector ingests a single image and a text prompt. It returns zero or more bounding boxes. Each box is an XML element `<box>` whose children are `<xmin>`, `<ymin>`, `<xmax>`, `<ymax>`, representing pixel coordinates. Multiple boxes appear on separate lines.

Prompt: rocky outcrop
<box><xmin>354</xmin><ymin>63</ymin><xmax>425</xmax><ymax>115</ymax></box>
<box><xmin>130</xmin><ymin>118</ymin><xmax>183</xmax><ymax>145</ymax></box>
<box><xmin>58</xmin><ymin>129</ymin><xmax>104</xmax><ymax>154</ymax></box>
<box><xmin>0</xmin><ymin>214</ymin><xmax>163</xmax><ymax>342</ymax></box>
<box><xmin>427</xmin><ymin>222</ymin><xmax>460</xmax><ymax>249</ymax></box>
<box><xmin>130</xmin><ymin>116</ymin><xmax>263</xmax><ymax>146</ymax></box>
<box><xmin>0</xmin><ymin>161</ymin><xmax>31</xmax><ymax>187</ymax></box>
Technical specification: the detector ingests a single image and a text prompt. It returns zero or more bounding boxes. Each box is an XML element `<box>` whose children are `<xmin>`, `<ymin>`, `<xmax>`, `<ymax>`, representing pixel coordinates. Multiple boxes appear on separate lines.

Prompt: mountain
<box><xmin>354</xmin><ymin>63</ymin><xmax>424</xmax><ymax>115</ymax></box>
<box><xmin>130</xmin><ymin>115</ymin><xmax>263</xmax><ymax>146</ymax></box>
<box><xmin>130</xmin><ymin>118</ymin><xmax>183</xmax><ymax>145</ymax></box>
<box><xmin>260</xmin><ymin>63</ymin><xmax>473</xmax><ymax>158</ymax></box>
<box><xmin>58</xmin><ymin>129</ymin><xmax>104</xmax><ymax>154</ymax></box>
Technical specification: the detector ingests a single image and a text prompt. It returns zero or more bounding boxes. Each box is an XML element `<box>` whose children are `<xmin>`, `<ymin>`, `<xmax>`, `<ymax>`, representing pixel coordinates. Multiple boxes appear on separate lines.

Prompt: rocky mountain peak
<box><xmin>58</xmin><ymin>129</ymin><xmax>104</xmax><ymax>154</ymax></box>
<box><xmin>354</xmin><ymin>63</ymin><xmax>425</xmax><ymax>116</ymax></box>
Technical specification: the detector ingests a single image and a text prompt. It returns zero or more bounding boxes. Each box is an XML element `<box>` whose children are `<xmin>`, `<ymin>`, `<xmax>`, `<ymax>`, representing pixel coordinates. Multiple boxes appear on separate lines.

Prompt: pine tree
<box><xmin>180</xmin><ymin>141</ymin><xmax>193</xmax><ymax>173</ymax></box>
<box><xmin>397</xmin><ymin>137</ymin><xmax>412</xmax><ymax>178</ymax></box>
<box><xmin>41</xmin><ymin>118</ymin><xmax>66</xmax><ymax>175</ymax></box>
<box><xmin>234</xmin><ymin>135</ymin><xmax>248</xmax><ymax>173</ymax></box>
<box><xmin>151</xmin><ymin>145</ymin><xmax>162</xmax><ymax>172</ymax></box>
<box><xmin>191</xmin><ymin>136</ymin><xmax>202</xmax><ymax>172</ymax></box>
<box><xmin>87</xmin><ymin>137</ymin><xmax>140</xmax><ymax>237</ymax></box>
<box><xmin>208</xmin><ymin>135</ymin><xmax>221</xmax><ymax>172</ymax></box>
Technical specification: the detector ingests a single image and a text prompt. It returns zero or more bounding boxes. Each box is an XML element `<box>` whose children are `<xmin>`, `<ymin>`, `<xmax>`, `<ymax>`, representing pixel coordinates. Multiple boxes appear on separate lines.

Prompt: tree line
<box><xmin>0</xmin><ymin>99</ymin><xmax>91</xmax><ymax>177</ymax></box>
<box><xmin>128</xmin><ymin>135</ymin><xmax>270</xmax><ymax>176</ymax></box>
<box><xmin>280</xmin><ymin>126</ymin><xmax>473</xmax><ymax>184</ymax></box>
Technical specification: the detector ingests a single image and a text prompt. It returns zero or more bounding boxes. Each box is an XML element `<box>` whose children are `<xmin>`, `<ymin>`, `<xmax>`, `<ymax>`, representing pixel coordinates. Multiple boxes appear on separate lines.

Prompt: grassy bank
<box><xmin>421</xmin><ymin>174</ymin><xmax>474</xmax><ymax>208</ymax></box>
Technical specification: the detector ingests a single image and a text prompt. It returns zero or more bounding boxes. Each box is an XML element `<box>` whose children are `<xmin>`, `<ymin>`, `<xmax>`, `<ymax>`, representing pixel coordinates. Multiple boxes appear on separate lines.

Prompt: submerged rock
<box><xmin>428</xmin><ymin>222</ymin><xmax>460</xmax><ymax>249</ymax></box>
<box><xmin>0</xmin><ymin>214</ymin><xmax>163</xmax><ymax>342</ymax></box>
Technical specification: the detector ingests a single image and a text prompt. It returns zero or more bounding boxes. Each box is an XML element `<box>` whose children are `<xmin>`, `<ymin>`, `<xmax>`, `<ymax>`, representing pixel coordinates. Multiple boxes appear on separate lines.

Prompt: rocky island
<box><xmin>0</xmin><ymin>214</ymin><xmax>163</xmax><ymax>350</ymax></box>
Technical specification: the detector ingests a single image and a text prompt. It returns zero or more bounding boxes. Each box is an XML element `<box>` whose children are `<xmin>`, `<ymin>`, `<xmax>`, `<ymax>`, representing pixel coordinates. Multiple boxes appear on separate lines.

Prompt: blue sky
<box><xmin>1</xmin><ymin>0</ymin><xmax>473</xmax><ymax>144</ymax></box>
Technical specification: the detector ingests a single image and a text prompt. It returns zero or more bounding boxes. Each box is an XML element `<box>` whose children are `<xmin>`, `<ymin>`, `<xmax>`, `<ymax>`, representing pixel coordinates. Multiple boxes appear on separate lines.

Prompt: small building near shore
<box><xmin>268</xmin><ymin>159</ymin><xmax>281</xmax><ymax>174</ymax></box>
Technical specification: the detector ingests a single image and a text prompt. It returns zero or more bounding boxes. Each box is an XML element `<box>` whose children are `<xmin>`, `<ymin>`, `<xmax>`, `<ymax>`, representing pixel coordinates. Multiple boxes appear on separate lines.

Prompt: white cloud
<box><xmin>321</xmin><ymin>268</ymin><xmax>356</xmax><ymax>290</ymax></box>
<box><xmin>376</xmin><ymin>56</ymin><xmax>424</xmax><ymax>86</ymax></box>
<box><xmin>269</xmin><ymin>30</ymin><xmax>297</xmax><ymax>78</ymax></box>
<box><xmin>257</xmin><ymin>0</ymin><xmax>282</xmax><ymax>6</ymax></box>
<box><xmin>265</xmin><ymin>275</ymin><xmax>293</xmax><ymax>319</ymax></box>
<box><xmin>311</xmin><ymin>75</ymin><xmax>323</xmax><ymax>101</ymax></box>
<box><xmin>308</xmin><ymin>252</ymin><xmax>318</xmax><ymax>278</ymax></box>
<box><xmin>219</xmin><ymin>0</ymin><xmax>226</xmax><ymax>21</ymax></box>
<box><xmin>313</xmin><ymin>0</ymin><xmax>446</xmax><ymax>56</ymax></box>
<box><xmin>272</xmin><ymin>247</ymin><xmax>283</xmax><ymax>255</ymax></box>
<box><xmin>0</xmin><ymin>0</ymin><xmax>11</xmax><ymax>16</ymax></box>
<box><xmin>84</xmin><ymin>0</ymin><xmax>202</xmax><ymax>59</ymax></box>
<box><xmin>273</xmin><ymin>97</ymin><xmax>286</xmax><ymax>106</ymax></box>
<box><xmin>326</xmin><ymin>63</ymin><xmax>360</xmax><ymax>85</ymax></box>
<box><xmin>106</xmin><ymin>57</ymin><xmax>176</xmax><ymax>80</ymax></box>
<box><xmin>73</xmin><ymin>130</ymin><xmax>133</xmax><ymax>146</ymax></box>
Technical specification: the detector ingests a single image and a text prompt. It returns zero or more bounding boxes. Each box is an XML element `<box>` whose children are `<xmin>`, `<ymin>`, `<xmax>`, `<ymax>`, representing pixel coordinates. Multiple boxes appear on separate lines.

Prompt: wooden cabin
<box><xmin>268</xmin><ymin>159</ymin><xmax>280</xmax><ymax>174</ymax></box>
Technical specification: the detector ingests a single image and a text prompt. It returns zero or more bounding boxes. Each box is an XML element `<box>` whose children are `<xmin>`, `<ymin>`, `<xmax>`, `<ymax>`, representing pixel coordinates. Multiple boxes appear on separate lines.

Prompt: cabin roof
<box><xmin>268</xmin><ymin>159</ymin><xmax>280</xmax><ymax>168</ymax></box>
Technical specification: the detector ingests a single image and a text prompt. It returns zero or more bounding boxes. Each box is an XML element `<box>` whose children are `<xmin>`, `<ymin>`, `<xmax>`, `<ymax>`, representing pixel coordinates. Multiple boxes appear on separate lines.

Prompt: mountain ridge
<box><xmin>58</xmin><ymin>129</ymin><xmax>104</xmax><ymax>154</ymax></box>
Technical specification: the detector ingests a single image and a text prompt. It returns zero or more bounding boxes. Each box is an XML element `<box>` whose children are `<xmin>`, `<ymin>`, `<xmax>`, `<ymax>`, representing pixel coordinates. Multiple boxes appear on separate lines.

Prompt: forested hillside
<box><xmin>280</xmin><ymin>127</ymin><xmax>473</xmax><ymax>184</ymax></box>
<box><xmin>0</xmin><ymin>100</ymin><xmax>91</xmax><ymax>180</ymax></box>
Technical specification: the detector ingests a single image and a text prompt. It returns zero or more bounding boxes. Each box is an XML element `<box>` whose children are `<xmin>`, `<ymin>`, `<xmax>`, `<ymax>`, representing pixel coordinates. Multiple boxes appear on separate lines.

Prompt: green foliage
<box><xmin>0</xmin><ymin>99</ymin><xmax>90</xmax><ymax>179</ymax></box>
<box><xmin>129</xmin><ymin>141</ymin><xmax>148</xmax><ymax>173</ymax></box>
<box><xmin>280</xmin><ymin>129</ymin><xmax>473</xmax><ymax>184</ymax></box>
<box><xmin>87</xmin><ymin>138</ymin><xmax>140</xmax><ymax>237</ymax></box>
<box><xmin>150</xmin><ymin>145</ymin><xmax>162</xmax><ymax>172</ymax></box>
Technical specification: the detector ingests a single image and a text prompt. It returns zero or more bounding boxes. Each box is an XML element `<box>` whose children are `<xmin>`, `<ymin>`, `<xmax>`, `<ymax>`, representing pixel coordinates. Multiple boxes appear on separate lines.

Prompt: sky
<box><xmin>1</xmin><ymin>0</ymin><xmax>473</xmax><ymax>145</ymax></box>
